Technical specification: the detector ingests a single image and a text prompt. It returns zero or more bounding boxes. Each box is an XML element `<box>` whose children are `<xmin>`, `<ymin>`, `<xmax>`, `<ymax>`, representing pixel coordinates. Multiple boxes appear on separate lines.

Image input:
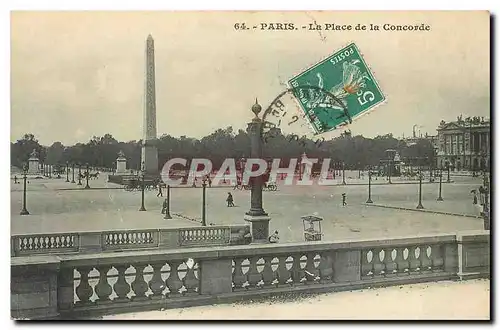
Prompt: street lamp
<box><xmin>139</xmin><ymin>161</ymin><xmax>146</xmax><ymax>211</ymax></box>
<box><xmin>77</xmin><ymin>164</ymin><xmax>82</xmax><ymax>186</ymax></box>
<box><xmin>446</xmin><ymin>161</ymin><xmax>451</xmax><ymax>183</ymax></box>
<box><xmin>416</xmin><ymin>169</ymin><xmax>424</xmax><ymax>209</ymax></box>
<box><xmin>71</xmin><ymin>163</ymin><xmax>76</xmax><ymax>183</ymax></box>
<box><xmin>482</xmin><ymin>173</ymin><xmax>490</xmax><ymax>230</ymax></box>
<box><xmin>20</xmin><ymin>164</ymin><xmax>30</xmax><ymax>215</ymax></box>
<box><xmin>366</xmin><ymin>167</ymin><xmax>373</xmax><ymax>204</ymax></box>
<box><xmin>437</xmin><ymin>168</ymin><xmax>444</xmax><ymax>201</ymax></box>
<box><xmin>65</xmin><ymin>162</ymin><xmax>70</xmax><ymax>182</ymax></box>
<box><xmin>84</xmin><ymin>163</ymin><xmax>90</xmax><ymax>189</ymax></box>
<box><xmin>342</xmin><ymin>161</ymin><xmax>346</xmax><ymax>185</ymax></box>
<box><xmin>164</xmin><ymin>185</ymin><xmax>172</xmax><ymax>219</ymax></box>
<box><xmin>201</xmin><ymin>178</ymin><xmax>207</xmax><ymax>226</ymax></box>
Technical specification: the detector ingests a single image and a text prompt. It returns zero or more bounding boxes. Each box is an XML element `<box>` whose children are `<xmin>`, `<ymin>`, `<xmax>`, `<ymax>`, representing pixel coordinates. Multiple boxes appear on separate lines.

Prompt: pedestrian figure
<box><xmin>269</xmin><ymin>230</ymin><xmax>280</xmax><ymax>243</ymax></box>
<box><xmin>14</xmin><ymin>176</ymin><xmax>18</xmax><ymax>184</ymax></box>
<box><xmin>342</xmin><ymin>193</ymin><xmax>347</xmax><ymax>206</ymax></box>
<box><xmin>161</xmin><ymin>198</ymin><xmax>167</xmax><ymax>214</ymax></box>
<box><xmin>472</xmin><ymin>190</ymin><xmax>478</xmax><ymax>205</ymax></box>
<box><xmin>226</xmin><ymin>192</ymin><xmax>235</xmax><ymax>207</ymax></box>
<box><xmin>157</xmin><ymin>182</ymin><xmax>163</xmax><ymax>197</ymax></box>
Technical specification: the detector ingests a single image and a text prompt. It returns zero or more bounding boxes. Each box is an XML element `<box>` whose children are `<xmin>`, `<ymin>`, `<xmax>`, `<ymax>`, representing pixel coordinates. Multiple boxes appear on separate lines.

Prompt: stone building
<box><xmin>436</xmin><ymin>116</ymin><xmax>490</xmax><ymax>171</ymax></box>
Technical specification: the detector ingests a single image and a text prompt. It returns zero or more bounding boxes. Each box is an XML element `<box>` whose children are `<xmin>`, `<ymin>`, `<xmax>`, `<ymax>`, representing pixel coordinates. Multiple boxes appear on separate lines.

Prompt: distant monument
<box><xmin>27</xmin><ymin>149</ymin><xmax>40</xmax><ymax>175</ymax></box>
<box><xmin>116</xmin><ymin>150</ymin><xmax>128</xmax><ymax>175</ymax></box>
<box><xmin>141</xmin><ymin>34</ymin><xmax>159</xmax><ymax>175</ymax></box>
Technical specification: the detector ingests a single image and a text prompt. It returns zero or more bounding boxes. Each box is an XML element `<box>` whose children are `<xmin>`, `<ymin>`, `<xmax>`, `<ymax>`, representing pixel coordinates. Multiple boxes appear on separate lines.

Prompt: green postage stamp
<box><xmin>288</xmin><ymin>43</ymin><xmax>385</xmax><ymax>134</ymax></box>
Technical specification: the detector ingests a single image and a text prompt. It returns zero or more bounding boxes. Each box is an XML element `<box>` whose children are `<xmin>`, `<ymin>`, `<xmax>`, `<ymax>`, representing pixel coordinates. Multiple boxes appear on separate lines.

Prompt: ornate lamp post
<box><xmin>164</xmin><ymin>185</ymin><xmax>172</xmax><ymax>219</ymax></box>
<box><xmin>20</xmin><ymin>164</ymin><xmax>30</xmax><ymax>215</ymax></box>
<box><xmin>437</xmin><ymin>168</ymin><xmax>444</xmax><ymax>201</ymax></box>
<box><xmin>244</xmin><ymin>99</ymin><xmax>271</xmax><ymax>244</ymax></box>
<box><xmin>84</xmin><ymin>163</ymin><xmax>90</xmax><ymax>189</ymax></box>
<box><xmin>416</xmin><ymin>168</ymin><xmax>424</xmax><ymax>209</ymax></box>
<box><xmin>66</xmin><ymin>162</ymin><xmax>70</xmax><ymax>182</ymax></box>
<box><xmin>139</xmin><ymin>161</ymin><xmax>146</xmax><ymax>211</ymax></box>
<box><xmin>366</xmin><ymin>167</ymin><xmax>373</xmax><ymax>204</ymax></box>
<box><xmin>71</xmin><ymin>163</ymin><xmax>76</xmax><ymax>183</ymax></box>
<box><xmin>201</xmin><ymin>178</ymin><xmax>207</xmax><ymax>226</ymax></box>
<box><xmin>48</xmin><ymin>164</ymin><xmax>52</xmax><ymax>178</ymax></box>
<box><xmin>77</xmin><ymin>164</ymin><xmax>82</xmax><ymax>185</ymax></box>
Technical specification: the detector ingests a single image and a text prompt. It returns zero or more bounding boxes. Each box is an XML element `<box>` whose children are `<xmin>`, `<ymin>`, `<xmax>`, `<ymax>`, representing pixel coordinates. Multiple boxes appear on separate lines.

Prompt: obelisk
<box><xmin>141</xmin><ymin>34</ymin><xmax>159</xmax><ymax>175</ymax></box>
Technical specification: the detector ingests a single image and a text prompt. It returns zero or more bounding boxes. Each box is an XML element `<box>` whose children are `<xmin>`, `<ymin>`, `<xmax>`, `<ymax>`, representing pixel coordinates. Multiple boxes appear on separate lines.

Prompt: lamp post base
<box><xmin>244</xmin><ymin>214</ymin><xmax>271</xmax><ymax>244</ymax></box>
<box><xmin>416</xmin><ymin>203</ymin><xmax>424</xmax><ymax>209</ymax></box>
<box><xmin>366</xmin><ymin>198</ymin><xmax>373</xmax><ymax>204</ymax></box>
<box><xmin>139</xmin><ymin>206</ymin><xmax>146</xmax><ymax>211</ymax></box>
<box><xmin>437</xmin><ymin>196</ymin><xmax>444</xmax><ymax>201</ymax></box>
<box><xmin>20</xmin><ymin>209</ymin><xmax>30</xmax><ymax>215</ymax></box>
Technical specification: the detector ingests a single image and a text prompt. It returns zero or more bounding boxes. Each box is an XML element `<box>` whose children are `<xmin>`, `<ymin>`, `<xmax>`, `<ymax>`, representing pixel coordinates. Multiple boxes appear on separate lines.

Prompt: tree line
<box><xmin>10</xmin><ymin>127</ymin><xmax>435</xmax><ymax>171</ymax></box>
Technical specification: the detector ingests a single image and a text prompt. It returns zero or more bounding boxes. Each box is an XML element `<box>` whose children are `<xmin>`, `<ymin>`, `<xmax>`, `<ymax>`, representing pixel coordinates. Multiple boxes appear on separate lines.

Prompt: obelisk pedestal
<box><xmin>141</xmin><ymin>34</ymin><xmax>159</xmax><ymax>176</ymax></box>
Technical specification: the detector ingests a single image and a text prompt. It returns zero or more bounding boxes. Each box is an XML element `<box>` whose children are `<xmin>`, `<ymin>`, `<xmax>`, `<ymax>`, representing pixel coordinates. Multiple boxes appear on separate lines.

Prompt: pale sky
<box><xmin>11</xmin><ymin>11</ymin><xmax>490</xmax><ymax>146</ymax></box>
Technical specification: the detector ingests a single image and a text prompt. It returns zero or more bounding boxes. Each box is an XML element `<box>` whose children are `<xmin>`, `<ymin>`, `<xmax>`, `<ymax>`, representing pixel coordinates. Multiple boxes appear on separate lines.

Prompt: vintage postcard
<box><xmin>10</xmin><ymin>11</ymin><xmax>490</xmax><ymax>320</ymax></box>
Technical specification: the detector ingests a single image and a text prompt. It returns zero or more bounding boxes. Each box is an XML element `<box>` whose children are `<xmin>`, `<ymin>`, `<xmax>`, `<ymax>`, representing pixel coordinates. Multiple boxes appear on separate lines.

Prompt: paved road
<box><xmin>11</xmin><ymin>174</ymin><xmax>484</xmax><ymax>240</ymax></box>
<box><xmin>102</xmin><ymin>279</ymin><xmax>490</xmax><ymax>320</ymax></box>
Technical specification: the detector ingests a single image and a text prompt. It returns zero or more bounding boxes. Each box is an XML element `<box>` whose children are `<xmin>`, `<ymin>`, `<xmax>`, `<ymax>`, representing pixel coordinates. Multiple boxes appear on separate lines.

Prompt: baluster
<box><xmin>166</xmin><ymin>261</ymin><xmax>183</xmax><ymax>296</ymax></box>
<box><xmin>384</xmin><ymin>248</ymin><xmax>397</xmax><ymax>277</ymax></box>
<box><xmin>131</xmin><ymin>263</ymin><xmax>149</xmax><ymax>300</ymax></box>
<box><xmin>105</xmin><ymin>234</ymin><xmax>110</xmax><ymax>245</ymax></box>
<box><xmin>430</xmin><ymin>244</ymin><xmax>444</xmax><ymax>273</ymax></box>
<box><xmin>319</xmin><ymin>252</ymin><xmax>334</xmax><ymax>283</ymax></box>
<box><xmin>54</xmin><ymin>236</ymin><xmax>60</xmax><ymax>248</ymax></box>
<box><xmin>277</xmin><ymin>256</ymin><xmax>291</xmax><ymax>286</ymax></box>
<box><xmin>409</xmin><ymin>246</ymin><xmax>421</xmax><ymax>274</ymax></box>
<box><xmin>372</xmin><ymin>248</ymin><xmax>384</xmax><ymax>277</ymax></box>
<box><xmin>395</xmin><ymin>247</ymin><xmax>409</xmax><ymax>275</ymax></box>
<box><xmin>290</xmin><ymin>255</ymin><xmax>305</xmax><ymax>285</ymax></box>
<box><xmin>305</xmin><ymin>253</ymin><xmax>319</xmax><ymax>284</ymax></box>
<box><xmin>36</xmin><ymin>237</ymin><xmax>41</xmax><ymax>250</ymax></box>
<box><xmin>232</xmin><ymin>258</ymin><xmax>247</xmax><ymax>290</ymax></box>
<box><xmin>183</xmin><ymin>262</ymin><xmax>199</xmax><ymax>294</ymax></box>
<box><xmin>94</xmin><ymin>265</ymin><xmax>112</xmax><ymax>302</ymax></box>
<box><xmin>148</xmin><ymin>262</ymin><xmax>166</xmax><ymax>299</ymax></box>
<box><xmin>361</xmin><ymin>249</ymin><xmax>373</xmax><ymax>279</ymax></box>
<box><xmin>260</xmin><ymin>256</ymin><xmax>275</xmax><ymax>287</ymax></box>
<box><xmin>70</xmin><ymin>235</ymin><xmax>75</xmax><ymax>247</ymax></box>
<box><xmin>420</xmin><ymin>245</ymin><xmax>432</xmax><ymax>273</ymax></box>
<box><xmin>113</xmin><ymin>265</ymin><xmax>131</xmax><ymax>302</ymax></box>
<box><xmin>247</xmin><ymin>256</ymin><xmax>262</xmax><ymax>289</ymax></box>
<box><xmin>75</xmin><ymin>266</ymin><xmax>94</xmax><ymax>304</ymax></box>
<box><xmin>19</xmin><ymin>238</ymin><xmax>26</xmax><ymax>251</ymax></box>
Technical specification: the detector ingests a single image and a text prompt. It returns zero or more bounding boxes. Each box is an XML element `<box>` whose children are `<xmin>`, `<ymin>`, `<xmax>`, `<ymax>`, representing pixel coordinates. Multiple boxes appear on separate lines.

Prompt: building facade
<box><xmin>436</xmin><ymin>117</ymin><xmax>490</xmax><ymax>171</ymax></box>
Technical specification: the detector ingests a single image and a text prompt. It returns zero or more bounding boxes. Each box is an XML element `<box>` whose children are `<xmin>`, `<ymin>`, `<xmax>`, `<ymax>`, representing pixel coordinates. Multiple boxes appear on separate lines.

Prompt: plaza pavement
<box><xmin>102</xmin><ymin>279</ymin><xmax>490</xmax><ymax>320</ymax></box>
<box><xmin>11</xmin><ymin>173</ymin><xmax>484</xmax><ymax>241</ymax></box>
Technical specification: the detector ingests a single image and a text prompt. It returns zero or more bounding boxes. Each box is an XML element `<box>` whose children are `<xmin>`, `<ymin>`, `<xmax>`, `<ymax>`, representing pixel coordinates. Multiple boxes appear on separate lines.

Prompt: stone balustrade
<box><xmin>11</xmin><ymin>225</ymin><xmax>248</xmax><ymax>257</ymax></box>
<box><xmin>10</xmin><ymin>231</ymin><xmax>490</xmax><ymax>320</ymax></box>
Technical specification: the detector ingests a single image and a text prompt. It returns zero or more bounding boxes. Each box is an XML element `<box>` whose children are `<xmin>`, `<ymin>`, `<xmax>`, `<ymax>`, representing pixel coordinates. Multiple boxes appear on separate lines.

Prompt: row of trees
<box><xmin>10</xmin><ymin>127</ymin><xmax>435</xmax><ymax>171</ymax></box>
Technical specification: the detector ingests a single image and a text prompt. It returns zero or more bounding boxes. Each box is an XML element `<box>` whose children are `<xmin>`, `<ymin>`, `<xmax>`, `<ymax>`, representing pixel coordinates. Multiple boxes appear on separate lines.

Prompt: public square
<box><xmin>11</xmin><ymin>171</ymin><xmax>485</xmax><ymax>242</ymax></box>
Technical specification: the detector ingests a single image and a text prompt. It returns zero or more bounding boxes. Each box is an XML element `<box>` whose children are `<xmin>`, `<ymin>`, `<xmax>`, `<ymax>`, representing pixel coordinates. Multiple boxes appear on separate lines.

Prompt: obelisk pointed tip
<box><xmin>147</xmin><ymin>34</ymin><xmax>154</xmax><ymax>40</ymax></box>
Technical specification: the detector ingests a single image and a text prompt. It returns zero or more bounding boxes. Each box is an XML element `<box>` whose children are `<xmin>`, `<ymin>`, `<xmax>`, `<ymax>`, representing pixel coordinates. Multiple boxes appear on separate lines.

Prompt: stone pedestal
<box><xmin>116</xmin><ymin>151</ymin><xmax>128</xmax><ymax>175</ymax></box>
<box><xmin>28</xmin><ymin>157</ymin><xmax>40</xmax><ymax>175</ymax></box>
<box><xmin>244</xmin><ymin>214</ymin><xmax>271</xmax><ymax>244</ymax></box>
